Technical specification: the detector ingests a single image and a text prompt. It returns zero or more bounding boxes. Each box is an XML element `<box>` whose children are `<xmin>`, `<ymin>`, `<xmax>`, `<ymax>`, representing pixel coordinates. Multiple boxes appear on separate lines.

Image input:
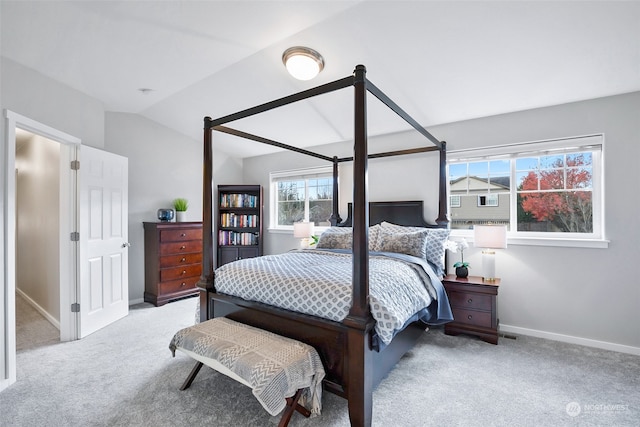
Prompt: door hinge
<box><xmin>70</xmin><ymin>160</ymin><xmax>80</xmax><ymax>170</ymax></box>
<box><xmin>70</xmin><ymin>231</ymin><xmax>80</xmax><ymax>241</ymax></box>
<box><xmin>71</xmin><ymin>303</ymin><xmax>80</xmax><ymax>313</ymax></box>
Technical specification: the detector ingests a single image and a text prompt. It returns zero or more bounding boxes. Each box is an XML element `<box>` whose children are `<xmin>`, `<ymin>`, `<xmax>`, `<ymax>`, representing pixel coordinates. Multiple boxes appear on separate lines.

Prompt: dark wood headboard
<box><xmin>338</xmin><ymin>200</ymin><xmax>444</xmax><ymax>228</ymax></box>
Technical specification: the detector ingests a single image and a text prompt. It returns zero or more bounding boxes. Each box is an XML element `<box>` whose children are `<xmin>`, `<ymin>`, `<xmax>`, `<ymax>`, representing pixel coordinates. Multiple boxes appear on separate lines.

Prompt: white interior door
<box><xmin>78</xmin><ymin>146</ymin><xmax>129</xmax><ymax>338</ymax></box>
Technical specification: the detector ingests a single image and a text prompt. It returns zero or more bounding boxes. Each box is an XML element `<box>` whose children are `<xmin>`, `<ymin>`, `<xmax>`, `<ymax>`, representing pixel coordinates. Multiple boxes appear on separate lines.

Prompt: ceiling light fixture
<box><xmin>282</xmin><ymin>46</ymin><xmax>325</xmax><ymax>81</ymax></box>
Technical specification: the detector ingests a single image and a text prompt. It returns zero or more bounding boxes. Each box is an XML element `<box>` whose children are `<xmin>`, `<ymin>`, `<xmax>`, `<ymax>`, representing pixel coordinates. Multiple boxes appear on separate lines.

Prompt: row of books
<box><xmin>218</xmin><ymin>230</ymin><xmax>259</xmax><ymax>246</ymax></box>
<box><xmin>220</xmin><ymin>193</ymin><xmax>259</xmax><ymax>208</ymax></box>
<box><xmin>220</xmin><ymin>213</ymin><xmax>259</xmax><ymax>228</ymax></box>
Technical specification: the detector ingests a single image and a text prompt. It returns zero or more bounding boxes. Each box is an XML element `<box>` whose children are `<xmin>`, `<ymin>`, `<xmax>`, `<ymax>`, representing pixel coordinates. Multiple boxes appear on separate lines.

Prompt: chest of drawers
<box><xmin>442</xmin><ymin>275</ymin><xmax>500</xmax><ymax>344</ymax></box>
<box><xmin>143</xmin><ymin>222</ymin><xmax>202</xmax><ymax>306</ymax></box>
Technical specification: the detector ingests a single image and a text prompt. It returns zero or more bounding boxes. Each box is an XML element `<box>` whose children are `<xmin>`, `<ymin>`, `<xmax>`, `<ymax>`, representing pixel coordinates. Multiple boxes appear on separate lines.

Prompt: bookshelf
<box><xmin>217</xmin><ymin>185</ymin><xmax>263</xmax><ymax>267</ymax></box>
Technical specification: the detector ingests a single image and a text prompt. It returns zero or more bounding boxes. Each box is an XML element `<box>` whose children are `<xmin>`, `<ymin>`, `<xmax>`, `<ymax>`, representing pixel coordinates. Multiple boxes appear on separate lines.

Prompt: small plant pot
<box><xmin>455</xmin><ymin>266</ymin><xmax>469</xmax><ymax>278</ymax></box>
<box><xmin>176</xmin><ymin>211</ymin><xmax>187</xmax><ymax>222</ymax></box>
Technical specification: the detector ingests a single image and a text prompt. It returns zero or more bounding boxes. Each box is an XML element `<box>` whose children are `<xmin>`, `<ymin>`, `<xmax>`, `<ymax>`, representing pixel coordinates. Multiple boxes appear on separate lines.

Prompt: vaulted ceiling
<box><xmin>2</xmin><ymin>1</ymin><xmax>639</xmax><ymax>157</ymax></box>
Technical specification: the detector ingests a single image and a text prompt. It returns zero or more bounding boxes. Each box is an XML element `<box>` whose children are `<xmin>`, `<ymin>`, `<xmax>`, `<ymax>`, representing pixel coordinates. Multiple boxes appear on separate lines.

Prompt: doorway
<box><xmin>2</xmin><ymin>111</ymin><xmax>79</xmax><ymax>391</ymax></box>
<box><xmin>15</xmin><ymin>129</ymin><xmax>65</xmax><ymax>349</ymax></box>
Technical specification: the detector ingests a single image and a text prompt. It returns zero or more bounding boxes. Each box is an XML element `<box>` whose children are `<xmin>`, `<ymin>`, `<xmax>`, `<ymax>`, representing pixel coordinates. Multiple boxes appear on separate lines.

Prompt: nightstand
<box><xmin>442</xmin><ymin>275</ymin><xmax>500</xmax><ymax>344</ymax></box>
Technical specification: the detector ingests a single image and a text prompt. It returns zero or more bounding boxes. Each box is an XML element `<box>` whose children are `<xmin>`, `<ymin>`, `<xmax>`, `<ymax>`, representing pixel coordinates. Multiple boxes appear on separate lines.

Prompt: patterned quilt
<box><xmin>215</xmin><ymin>249</ymin><xmax>450</xmax><ymax>345</ymax></box>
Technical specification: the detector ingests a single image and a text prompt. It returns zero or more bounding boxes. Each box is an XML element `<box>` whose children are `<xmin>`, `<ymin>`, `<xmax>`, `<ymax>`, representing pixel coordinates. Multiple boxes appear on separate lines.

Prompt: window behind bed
<box><xmin>447</xmin><ymin>134</ymin><xmax>604</xmax><ymax>246</ymax></box>
<box><xmin>270</xmin><ymin>166</ymin><xmax>333</xmax><ymax>229</ymax></box>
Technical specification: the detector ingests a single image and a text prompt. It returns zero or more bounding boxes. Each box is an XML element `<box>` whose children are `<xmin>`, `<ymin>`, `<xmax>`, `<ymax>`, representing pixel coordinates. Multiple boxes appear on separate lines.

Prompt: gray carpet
<box><xmin>1</xmin><ymin>296</ymin><xmax>638</xmax><ymax>427</ymax></box>
<box><xmin>15</xmin><ymin>292</ymin><xmax>60</xmax><ymax>352</ymax></box>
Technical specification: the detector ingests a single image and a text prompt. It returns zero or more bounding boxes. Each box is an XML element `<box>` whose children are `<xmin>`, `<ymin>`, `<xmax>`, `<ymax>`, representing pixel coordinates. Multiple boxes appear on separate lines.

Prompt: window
<box><xmin>450</xmin><ymin>195</ymin><xmax>461</xmax><ymax>208</ymax></box>
<box><xmin>448</xmin><ymin>135</ymin><xmax>604</xmax><ymax>241</ymax></box>
<box><xmin>478</xmin><ymin>194</ymin><xmax>499</xmax><ymax>207</ymax></box>
<box><xmin>270</xmin><ymin>167</ymin><xmax>333</xmax><ymax>229</ymax></box>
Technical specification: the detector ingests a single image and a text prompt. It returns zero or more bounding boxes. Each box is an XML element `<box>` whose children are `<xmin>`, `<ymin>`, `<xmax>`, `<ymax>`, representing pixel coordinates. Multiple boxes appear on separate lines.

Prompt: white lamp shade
<box><xmin>473</xmin><ymin>225</ymin><xmax>507</xmax><ymax>249</ymax></box>
<box><xmin>293</xmin><ymin>221</ymin><xmax>315</xmax><ymax>238</ymax></box>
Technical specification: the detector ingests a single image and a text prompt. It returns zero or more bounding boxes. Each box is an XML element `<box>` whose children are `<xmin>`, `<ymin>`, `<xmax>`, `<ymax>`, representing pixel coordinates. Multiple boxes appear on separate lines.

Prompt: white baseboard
<box><xmin>16</xmin><ymin>288</ymin><xmax>60</xmax><ymax>330</ymax></box>
<box><xmin>500</xmin><ymin>324</ymin><xmax>640</xmax><ymax>356</ymax></box>
<box><xmin>128</xmin><ymin>297</ymin><xmax>144</xmax><ymax>306</ymax></box>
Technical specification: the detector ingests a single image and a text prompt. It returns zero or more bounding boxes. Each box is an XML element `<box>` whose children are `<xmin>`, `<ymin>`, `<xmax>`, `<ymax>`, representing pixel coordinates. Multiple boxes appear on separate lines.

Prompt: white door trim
<box><xmin>2</xmin><ymin>110</ymin><xmax>80</xmax><ymax>392</ymax></box>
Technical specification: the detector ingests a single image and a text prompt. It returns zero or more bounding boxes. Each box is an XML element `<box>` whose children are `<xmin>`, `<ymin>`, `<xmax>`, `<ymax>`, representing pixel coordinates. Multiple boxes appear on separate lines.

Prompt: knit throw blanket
<box><xmin>169</xmin><ymin>317</ymin><xmax>325</xmax><ymax>416</ymax></box>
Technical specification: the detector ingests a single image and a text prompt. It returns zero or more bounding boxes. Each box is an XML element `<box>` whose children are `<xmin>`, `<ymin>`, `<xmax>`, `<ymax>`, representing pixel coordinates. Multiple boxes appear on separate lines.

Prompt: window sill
<box><xmin>449</xmin><ymin>231</ymin><xmax>609</xmax><ymax>249</ymax></box>
<box><xmin>268</xmin><ymin>227</ymin><xmax>330</xmax><ymax>235</ymax></box>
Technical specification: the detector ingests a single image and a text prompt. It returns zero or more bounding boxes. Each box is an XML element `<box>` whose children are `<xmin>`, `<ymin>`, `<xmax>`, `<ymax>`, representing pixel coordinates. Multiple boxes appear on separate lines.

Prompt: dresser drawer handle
<box><xmin>181</xmin><ymin>282</ymin><xmax>186</xmax><ymax>287</ymax></box>
<box><xmin>467</xmin><ymin>298</ymin><xmax>473</xmax><ymax>304</ymax></box>
<box><xmin>181</xmin><ymin>270</ymin><xmax>187</xmax><ymax>275</ymax></box>
<box><xmin>180</xmin><ymin>245</ymin><xmax>186</xmax><ymax>250</ymax></box>
<box><xmin>181</xmin><ymin>233</ymin><xmax>186</xmax><ymax>237</ymax></box>
<box><xmin>180</xmin><ymin>257</ymin><xmax>186</xmax><ymax>262</ymax></box>
<box><xmin>467</xmin><ymin>315</ymin><xmax>473</xmax><ymax>320</ymax></box>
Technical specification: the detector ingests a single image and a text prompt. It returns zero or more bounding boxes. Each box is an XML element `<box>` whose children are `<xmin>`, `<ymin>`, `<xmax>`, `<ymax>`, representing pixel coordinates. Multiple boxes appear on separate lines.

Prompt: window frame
<box><xmin>447</xmin><ymin>134</ymin><xmax>607</xmax><ymax>248</ymax></box>
<box><xmin>269</xmin><ymin>166</ymin><xmax>333</xmax><ymax>233</ymax></box>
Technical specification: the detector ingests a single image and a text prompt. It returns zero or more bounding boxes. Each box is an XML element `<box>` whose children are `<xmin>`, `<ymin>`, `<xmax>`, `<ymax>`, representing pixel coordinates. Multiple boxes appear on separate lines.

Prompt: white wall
<box><xmin>104</xmin><ymin>112</ymin><xmax>243</xmax><ymax>302</ymax></box>
<box><xmin>15</xmin><ymin>135</ymin><xmax>60</xmax><ymax>322</ymax></box>
<box><xmin>243</xmin><ymin>92</ymin><xmax>640</xmax><ymax>353</ymax></box>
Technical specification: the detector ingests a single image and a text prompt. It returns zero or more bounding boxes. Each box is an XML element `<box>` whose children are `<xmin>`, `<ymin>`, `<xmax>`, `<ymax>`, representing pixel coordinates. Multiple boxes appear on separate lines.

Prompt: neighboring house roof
<box><xmin>450</xmin><ymin>176</ymin><xmax>510</xmax><ymax>192</ymax></box>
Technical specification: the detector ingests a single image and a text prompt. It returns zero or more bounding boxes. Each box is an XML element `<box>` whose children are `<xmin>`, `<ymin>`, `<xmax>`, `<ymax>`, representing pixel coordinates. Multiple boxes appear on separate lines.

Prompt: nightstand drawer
<box><xmin>448</xmin><ymin>291</ymin><xmax>492</xmax><ymax>311</ymax></box>
<box><xmin>451</xmin><ymin>307</ymin><xmax>492</xmax><ymax>328</ymax></box>
<box><xmin>160</xmin><ymin>228</ymin><xmax>202</xmax><ymax>242</ymax></box>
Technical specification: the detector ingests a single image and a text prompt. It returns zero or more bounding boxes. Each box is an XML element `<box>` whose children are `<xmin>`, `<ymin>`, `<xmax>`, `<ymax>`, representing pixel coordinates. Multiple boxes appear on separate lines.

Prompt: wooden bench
<box><xmin>169</xmin><ymin>317</ymin><xmax>325</xmax><ymax>427</ymax></box>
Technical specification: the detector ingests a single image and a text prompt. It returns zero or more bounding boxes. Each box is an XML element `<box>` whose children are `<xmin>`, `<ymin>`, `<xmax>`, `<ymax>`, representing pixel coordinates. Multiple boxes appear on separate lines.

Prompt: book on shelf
<box><xmin>219</xmin><ymin>193</ymin><xmax>258</xmax><ymax>208</ymax></box>
<box><xmin>218</xmin><ymin>230</ymin><xmax>259</xmax><ymax>246</ymax></box>
<box><xmin>220</xmin><ymin>213</ymin><xmax>258</xmax><ymax>228</ymax></box>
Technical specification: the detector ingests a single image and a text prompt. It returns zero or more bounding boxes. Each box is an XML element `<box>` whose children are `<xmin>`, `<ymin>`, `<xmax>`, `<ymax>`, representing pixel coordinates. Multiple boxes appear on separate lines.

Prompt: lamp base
<box><xmin>299</xmin><ymin>238</ymin><xmax>310</xmax><ymax>249</ymax></box>
<box><xmin>482</xmin><ymin>250</ymin><xmax>496</xmax><ymax>282</ymax></box>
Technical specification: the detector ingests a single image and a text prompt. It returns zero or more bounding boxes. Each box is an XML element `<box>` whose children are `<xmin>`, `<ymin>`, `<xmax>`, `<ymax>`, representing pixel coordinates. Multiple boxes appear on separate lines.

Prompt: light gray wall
<box><xmin>244</xmin><ymin>92</ymin><xmax>640</xmax><ymax>351</ymax></box>
<box><xmin>1</xmin><ymin>57</ymin><xmax>105</xmax><ymax>149</ymax></box>
<box><xmin>104</xmin><ymin>112</ymin><xmax>243</xmax><ymax>302</ymax></box>
<box><xmin>15</xmin><ymin>135</ymin><xmax>60</xmax><ymax>321</ymax></box>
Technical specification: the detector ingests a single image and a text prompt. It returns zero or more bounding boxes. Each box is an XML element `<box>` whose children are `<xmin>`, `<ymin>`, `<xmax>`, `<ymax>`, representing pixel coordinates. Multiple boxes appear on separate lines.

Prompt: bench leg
<box><xmin>278</xmin><ymin>388</ymin><xmax>311</xmax><ymax>427</ymax></box>
<box><xmin>180</xmin><ymin>361</ymin><xmax>204</xmax><ymax>391</ymax></box>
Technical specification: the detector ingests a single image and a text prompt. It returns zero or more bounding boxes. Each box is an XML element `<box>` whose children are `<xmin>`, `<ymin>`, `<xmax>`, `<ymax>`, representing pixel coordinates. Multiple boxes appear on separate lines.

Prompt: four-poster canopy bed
<box><xmin>197</xmin><ymin>65</ymin><xmax>451</xmax><ymax>426</ymax></box>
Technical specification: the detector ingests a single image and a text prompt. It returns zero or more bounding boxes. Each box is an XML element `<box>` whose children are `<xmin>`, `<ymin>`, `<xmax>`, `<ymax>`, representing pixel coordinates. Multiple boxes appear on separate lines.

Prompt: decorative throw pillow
<box><xmin>423</xmin><ymin>228</ymin><xmax>450</xmax><ymax>276</ymax></box>
<box><xmin>368</xmin><ymin>224</ymin><xmax>381</xmax><ymax>251</ymax></box>
<box><xmin>316</xmin><ymin>225</ymin><xmax>382</xmax><ymax>251</ymax></box>
<box><xmin>376</xmin><ymin>228</ymin><xmax>429</xmax><ymax>259</ymax></box>
<box><xmin>316</xmin><ymin>227</ymin><xmax>352</xmax><ymax>249</ymax></box>
<box><xmin>379</xmin><ymin>221</ymin><xmax>450</xmax><ymax>276</ymax></box>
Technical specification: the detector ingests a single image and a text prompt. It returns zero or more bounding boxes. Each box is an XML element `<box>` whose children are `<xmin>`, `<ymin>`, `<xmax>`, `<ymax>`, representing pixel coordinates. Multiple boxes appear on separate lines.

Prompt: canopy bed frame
<box><xmin>197</xmin><ymin>65</ymin><xmax>448</xmax><ymax>427</ymax></box>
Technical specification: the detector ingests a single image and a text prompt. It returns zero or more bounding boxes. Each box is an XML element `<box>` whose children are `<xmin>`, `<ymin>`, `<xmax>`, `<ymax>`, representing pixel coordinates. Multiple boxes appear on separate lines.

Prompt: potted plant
<box><xmin>173</xmin><ymin>198</ymin><xmax>189</xmax><ymax>222</ymax></box>
<box><xmin>445</xmin><ymin>238</ymin><xmax>470</xmax><ymax>278</ymax></box>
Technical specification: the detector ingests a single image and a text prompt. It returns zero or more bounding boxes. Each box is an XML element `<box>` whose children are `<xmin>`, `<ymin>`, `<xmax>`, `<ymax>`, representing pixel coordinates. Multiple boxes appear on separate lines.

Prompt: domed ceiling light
<box><xmin>282</xmin><ymin>46</ymin><xmax>325</xmax><ymax>81</ymax></box>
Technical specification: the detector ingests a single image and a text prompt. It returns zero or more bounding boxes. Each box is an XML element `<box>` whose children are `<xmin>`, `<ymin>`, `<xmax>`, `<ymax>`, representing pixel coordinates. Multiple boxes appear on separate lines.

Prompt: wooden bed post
<box><xmin>344</xmin><ymin>64</ymin><xmax>374</xmax><ymax>427</ymax></box>
<box><xmin>330</xmin><ymin>156</ymin><xmax>342</xmax><ymax>226</ymax></box>
<box><xmin>198</xmin><ymin>116</ymin><xmax>215</xmax><ymax>322</ymax></box>
<box><xmin>436</xmin><ymin>141</ymin><xmax>448</xmax><ymax>226</ymax></box>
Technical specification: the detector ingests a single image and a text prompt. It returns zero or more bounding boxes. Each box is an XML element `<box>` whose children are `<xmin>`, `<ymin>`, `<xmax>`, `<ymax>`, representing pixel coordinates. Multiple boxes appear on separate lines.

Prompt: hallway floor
<box><xmin>16</xmin><ymin>292</ymin><xmax>59</xmax><ymax>352</ymax></box>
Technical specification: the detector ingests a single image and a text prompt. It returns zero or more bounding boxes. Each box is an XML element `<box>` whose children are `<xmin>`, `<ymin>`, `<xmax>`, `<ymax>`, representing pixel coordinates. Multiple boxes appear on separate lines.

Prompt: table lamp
<box><xmin>473</xmin><ymin>224</ymin><xmax>507</xmax><ymax>282</ymax></box>
<box><xmin>293</xmin><ymin>221</ymin><xmax>315</xmax><ymax>248</ymax></box>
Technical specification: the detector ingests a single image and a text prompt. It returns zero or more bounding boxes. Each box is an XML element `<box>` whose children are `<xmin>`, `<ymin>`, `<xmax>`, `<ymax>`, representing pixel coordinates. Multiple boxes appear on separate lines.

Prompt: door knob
<box><xmin>121</xmin><ymin>242</ymin><xmax>131</xmax><ymax>248</ymax></box>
